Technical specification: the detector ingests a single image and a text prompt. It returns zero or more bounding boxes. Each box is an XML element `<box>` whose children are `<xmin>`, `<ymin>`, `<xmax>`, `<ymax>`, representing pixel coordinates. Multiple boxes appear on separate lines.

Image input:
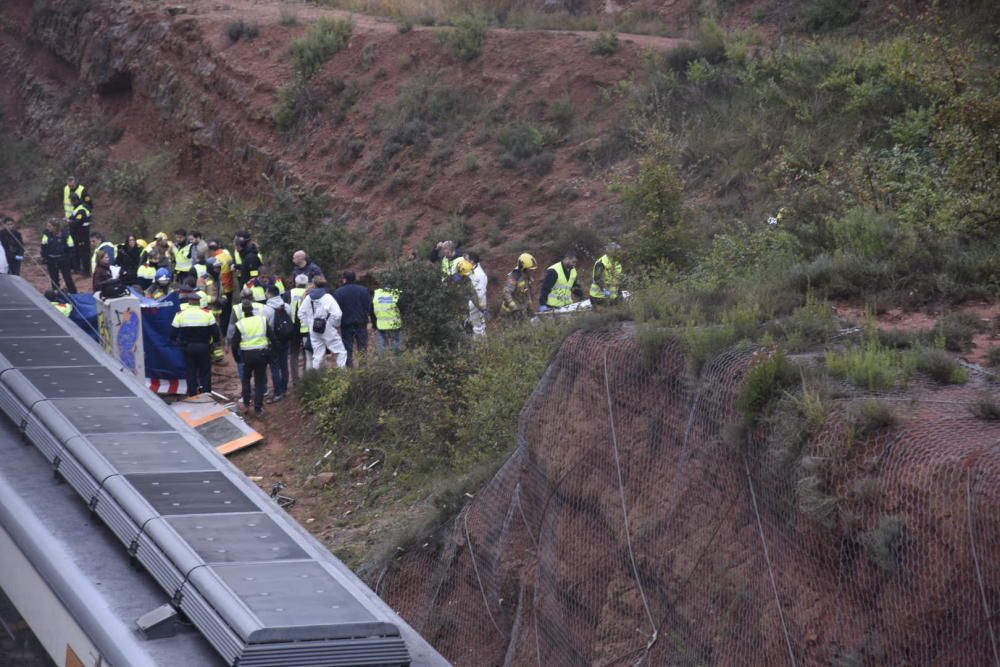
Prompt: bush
<box><xmin>437</xmin><ymin>15</ymin><xmax>487</xmax><ymax>62</ymax></box>
<box><xmin>739</xmin><ymin>352</ymin><xmax>798</xmax><ymax>425</ymax></box>
<box><xmin>801</xmin><ymin>0</ymin><xmax>862</xmax><ymax>31</ymax></box>
<box><xmin>292</xmin><ymin>18</ymin><xmax>353</xmax><ymax>80</ymax></box>
<box><xmin>378</xmin><ymin>77</ymin><xmax>480</xmax><ymax>158</ymax></box>
<box><xmin>848</xmin><ymin>399</ymin><xmax>898</xmax><ymax>435</ymax></box>
<box><xmin>497</xmin><ymin>122</ymin><xmax>559</xmax><ymax>162</ymax></box>
<box><xmin>397</xmin><ymin>20</ymin><xmax>413</xmax><ymax>34</ymax></box>
<box><xmin>375</xmin><ymin>261</ymin><xmax>468</xmax><ymax>351</ymax></box>
<box><xmin>912</xmin><ymin>348</ymin><xmax>968</xmax><ymax>385</ymax></box>
<box><xmin>862</xmin><ymin>515</ymin><xmax>905</xmax><ymax>574</ymax></box>
<box><xmin>226</xmin><ymin>19</ymin><xmax>259</xmax><ymax>43</ymax></box>
<box><xmin>825</xmin><ymin>339</ymin><xmax>901</xmax><ymax>391</ymax></box>
<box><xmin>970</xmin><ymin>396</ymin><xmax>1000</xmax><ymax>420</ymax></box>
<box><xmin>591</xmin><ymin>32</ymin><xmax>620</xmax><ymax>56</ymax></box>
<box><xmin>279</xmin><ymin>6</ymin><xmax>298</xmax><ymax>26</ymax></box>
<box><xmin>250</xmin><ymin>185</ymin><xmax>355</xmax><ymax>276</ymax></box>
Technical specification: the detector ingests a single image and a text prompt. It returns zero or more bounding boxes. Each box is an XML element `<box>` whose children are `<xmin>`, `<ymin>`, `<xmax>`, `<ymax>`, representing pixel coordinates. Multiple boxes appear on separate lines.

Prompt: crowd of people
<box><xmin>2</xmin><ymin>175</ymin><xmax>626</xmax><ymax>416</ymax></box>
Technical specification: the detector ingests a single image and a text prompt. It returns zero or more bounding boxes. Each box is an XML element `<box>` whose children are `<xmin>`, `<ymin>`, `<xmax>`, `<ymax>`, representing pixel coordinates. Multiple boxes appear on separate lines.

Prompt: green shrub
<box><xmin>292</xmin><ymin>18</ymin><xmax>353</xmax><ymax>80</ymax></box>
<box><xmin>437</xmin><ymin>15</ymin><xmax>487</xmax><ymax>62</ymax></box>
<box><xmin>397</xmin><ymin>20</ymin><xmax>413</xmax><ymax>34</ymax></box>
<box><xmin>825</xmin><ymin>339</ymin><xmax>901</xmax><ymax>391</ymax></box>
<box><xmin>378</xmin><ymin>77</ymin><xmax>480</xmax><ymax>158</ymax></box>
<box><xmin>739</xmin><ymin>352</ymin><xmax>798</xmax><ymax>425</ymax></box>
<box><xmin>848</xmin><ymin>399</ymin><xmax>898</xmax><ymax>435</ymax></box>
<box><xmin>591</xmin><ymin>32</ymin><xmax>620</xmax><ymax>56</ymax></box>
<box><xmin>801</xmin><ymin>0</ymin><xmax>862</xmax><ymax>31</ymax></box>
<box><xmin>375</xmin><ymin>261</ymin><xmax>468</xmax><ymax>351</ymax></box>
<box><xmin>226</xmin><ymin>19</ymin><xmax>259</xmax><ymax>43</ymax></box>
<box><xmin>912</xmin><ymin>348</ymin><xmax>968</xmax><ymax>385</ymax></box>
<box><xmin>937</xmin><ymin>312</ymin><xmax>984</xmax><ymax>353</ymax></box>
<box><xmin>497</xmin><ymin>122</ymin><xmax>559</xmax><ymax>166</ymax></box>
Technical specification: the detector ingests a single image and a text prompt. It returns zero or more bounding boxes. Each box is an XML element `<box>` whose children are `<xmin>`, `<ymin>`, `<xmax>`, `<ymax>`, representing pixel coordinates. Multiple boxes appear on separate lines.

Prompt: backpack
<box><xmin>273</xmin><ymin>305</ymin><xmax>295</xmax><ymax>341</ymax></box>
<box><xmin>310</xmin><ymin>295</ymin><xmax>328</xmax><ymax>334</ymax></box>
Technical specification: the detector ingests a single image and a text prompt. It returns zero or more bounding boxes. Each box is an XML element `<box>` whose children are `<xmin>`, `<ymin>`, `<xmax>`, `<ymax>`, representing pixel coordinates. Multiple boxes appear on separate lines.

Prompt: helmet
<box><xmin>517</xmin><ymin>253</ymin><xmax>538</xmax><ymax>271</ymax></box>
<box><xmin>154</xmin><ymin>231</ymin><xmax>168</xmax><ymax>241</ymax></box>
<box><xmin>136</xmin><ymin>238</ymin><xmax>148</xmax><ymax>249</ymax></box>
<box><xmin>455</xmin><ymin>258</ymin><xmax>474</xmax><ymax>277</ymax></box>
<box><xmin>155</xmin><ymin>268</ymin><xmax>172</xmax><ymax>284</ymax></box>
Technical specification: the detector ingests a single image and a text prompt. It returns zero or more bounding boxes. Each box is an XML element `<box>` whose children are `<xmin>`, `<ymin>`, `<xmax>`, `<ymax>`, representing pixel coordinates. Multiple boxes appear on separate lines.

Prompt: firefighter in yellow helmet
<box><xmin>501</xmin><ymin>253</ymin><xmax>537</xmax><ymax>318</ymax></box>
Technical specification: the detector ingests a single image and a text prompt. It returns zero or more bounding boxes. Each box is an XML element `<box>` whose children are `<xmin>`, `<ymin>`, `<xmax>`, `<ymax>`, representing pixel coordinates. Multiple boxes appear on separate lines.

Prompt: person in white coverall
<box><xmin>468</xmin><ymin>253</ymin><xmax>488</xmax><ymax>337</ymax></box>
<box><xmin>297</xmin><ymin>276</ymin><xmax>347</xmax><ymax>369</ymax></box>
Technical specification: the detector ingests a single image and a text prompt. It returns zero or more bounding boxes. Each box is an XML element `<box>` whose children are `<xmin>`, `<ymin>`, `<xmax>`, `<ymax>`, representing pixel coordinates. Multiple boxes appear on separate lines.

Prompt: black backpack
<box><xmin>273</xmin><ymin>305</ymin><xmax>295</xmax><ymax>341</ymax></box>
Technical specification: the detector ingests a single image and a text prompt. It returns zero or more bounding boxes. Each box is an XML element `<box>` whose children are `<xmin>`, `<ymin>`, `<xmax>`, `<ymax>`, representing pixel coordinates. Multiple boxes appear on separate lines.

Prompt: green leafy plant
<box><xmin>825</xmin><ymin>338</ymin><xmax>902</xmax><ymax>391</ymax></box>
<box><xmin>591</xmin><ymin>32</ymin><xmax>620</xmax><ymax>56</ymax></box>
<box><xmin>292</xmin><ymin>18</ymin><xmax>353</xmax><ymax>80</ymax></box>
<box><xmin>912</xmin><ymin>348</ymin><xmax>968</xmax><ymax>385</ymax></box>
<box><xmin>437</xmin><ymin>15</ymin><xmax>487</xmax><ymax>62</ymax></box>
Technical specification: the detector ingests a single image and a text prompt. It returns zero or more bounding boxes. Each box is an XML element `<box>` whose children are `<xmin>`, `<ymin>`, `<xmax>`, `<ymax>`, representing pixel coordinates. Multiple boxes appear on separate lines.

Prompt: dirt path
<box><xmin>168</xmin><ymin>0</ymin><xmax>686</xmax><ymax>51</ymax></box>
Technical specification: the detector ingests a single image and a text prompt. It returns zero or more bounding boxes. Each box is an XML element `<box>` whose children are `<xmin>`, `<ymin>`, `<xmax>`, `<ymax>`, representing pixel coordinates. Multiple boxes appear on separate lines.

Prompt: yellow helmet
<box><xmin>455</xmin><ymin>258</ymin><xmax>474</xmax><ymax>277</ymax></box>
<box><xmin>154</xmin><ymin>231</ymin><xmax>169</xmax><ymax>241</ymax></box>
<box><xmin>517</xmin><ymin>253</ymin><xmax>537</xmax><ymax>270</ymax></box>
<box><xmin>136</xmin><ymin>238</ymin><xmax>148</xmax><ymax>249</ymax></box>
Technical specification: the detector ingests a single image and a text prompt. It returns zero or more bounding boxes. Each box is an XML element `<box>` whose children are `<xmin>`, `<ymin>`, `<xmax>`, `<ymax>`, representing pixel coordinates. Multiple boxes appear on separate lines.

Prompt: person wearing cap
<box><xmin>589</xmin><ymin>242</ymin><xmax>624</xmax><ymax>309</ymax></box>
<box><xmin>45</xmin><ymin>289</ymin><xmax>73</xmax><ymax>317</ymax></box>
<box><xmin>171</xmin><ymin>289</ymin><xmax>221</xmax><ymax>397</ymax></box>
<box><xmin>333</xmin><ymin>270</ymin><xmax>372</xmax><ymax>367</ymax></box>
<box><xmin>288</xmin><ymin>273</ymin><xmax>311</xmax><ymax>384</ymax></box>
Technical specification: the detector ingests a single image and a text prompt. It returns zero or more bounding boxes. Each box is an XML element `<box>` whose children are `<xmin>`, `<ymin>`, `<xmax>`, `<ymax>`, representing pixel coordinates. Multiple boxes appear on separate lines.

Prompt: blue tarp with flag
<box><xmin>67</xmin><ymin>290</ymin><xmax>186</xmax><ymax>380</ymax></box>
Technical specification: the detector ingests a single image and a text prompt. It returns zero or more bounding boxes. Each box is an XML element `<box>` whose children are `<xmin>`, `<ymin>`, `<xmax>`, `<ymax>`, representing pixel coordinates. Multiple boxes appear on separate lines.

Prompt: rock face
<box><xmin>376</xmin><ymin>324</ymin><xmax>1000</xmax><ymax>666</ymax></box>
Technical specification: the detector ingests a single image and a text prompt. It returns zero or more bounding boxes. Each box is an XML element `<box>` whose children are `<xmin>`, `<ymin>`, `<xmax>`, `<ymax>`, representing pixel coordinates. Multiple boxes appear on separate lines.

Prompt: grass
<box><xmin>825</xmin><ymin>339</ymin><xmax>902</xmax><ymax>391</ymax></box>
<box><xmin>292</xmin><ymin>18</ymin><xmax>353</xmax><ymax>80</ymax></box>
<box><xmin>912</xmin><ymin>348</ymin><xmax>969</xmax><ymax>385</ymax></box>
<box><xmin>847</xmin><ymin>399</ymin><xmax>898</xmax><ymax>435</ymax></box>
<box><xmin>738</xmin><ymin>352</ymin><xmax>798</xmax><ymax>426</ymax></box>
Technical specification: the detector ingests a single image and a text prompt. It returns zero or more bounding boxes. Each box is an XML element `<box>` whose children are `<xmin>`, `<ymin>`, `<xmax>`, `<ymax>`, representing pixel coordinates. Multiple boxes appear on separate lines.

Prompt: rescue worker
<box><xmin>63</xmin><ymin>176</ymin><xmax>91</xmax><ymax>219</ymax></box>
<box><xmin>178</xmin><ymin>276</ymin><xmax>210</xmax><ymax>310</ymax></box>
<box><xmin>231</xmin><ymin>298</ymin><xmax>271</xmax><ymax>416</ymax></box>
<box><xmin>136</xmin><ymin>253</ymin><xmax>159</xmax><ymax>290</ymax></box>
<box><xmin>116</xmin><ymin>234</ymin><xmax>143</xmax><ymax>286</ymax></box>
<box><xmin>171</xmin><ymin>289</ymin><xmax>221</xmax><ymax>397</ymax></box>
<box><xmin>539</xmin><ymin>250</ymin><xmax>582</xmax><ymax>312</ymax></box>
<box><xmin>467</xmin><ymin>252</ymin><xmax>488</xmax><ymax>337</ymax></box>
<box><xmin>208</xmin><ymin>238</ymin><xmax>235</xmax><ymax>334</ymax></box>
<box><xmin>291</xmin><ymin>250</ymin><xmax>324</xmax><ymax>283</ymax></box>
<box><xmin>1</xmin><ymin>216</ymin><xmax>24</xmax><ymax>277</ymax></box>
<box><xmin>90</xmin><ymin>231</ymin><xmax>116</xmax><ymax>273</ymax></box>
<box><xmin>201</xmin><ymin>256</ymin><xmax>229</xmax><ymax>363</ymax></box>
<box><xmin>589</xmin><ymin>242</ymin><xmax>624</xmax><ymax>309</ymax></box>
<box><xmin>247</xmin><ymin>264</ymin><xmax>284</xmax><ymax>303</ymax></box>
<box><xmin>297</xmin><ymin>276</ymin><xmax>347</xmax><ymax>370</ymax></box>
<box><xmin>92</xmin><ymin>250</ymin><xmax>114</xmax><ymax>292</ymax></box>
<box><xmin>68</xmin><ymin>194</ymin><xmax>93</xmax><ymax>276</ymax></box>
<box><xmin>501</xmin><ymin>253</ymin><xmax>537</xmax><ymax>318</ymax></box>
<box><xmin>45</xmin><ymin>289</ymin><xmax>73</xmax><ymax>317</ymax></box>
<box><xmin>372</xmin><ymin>281</ymin><xmax>403</xmax><ymax>356</ymax></box>
<box><xmin>172</xmin><ymin>228</ymin><xmax>194</xmax><ymax>276</ymax></box>
<box><xmin>146</xmin><ymin>268</ymin><xmax>173</xmax><ymax>299</ymax></box>
<box><xmin>233</xmin><ymin>230</ymin><xmax>264</xmax><ymax>289</ymax></box>
<box><xmin>435</xmin><ymin>240</ymin><xmax>459</xmax><ymax>277</ymax></box>
<box><xmin>333</xmin><ymin>271</ymin><xmax>372</xmax><ymax>367</ymax></box>
<box><xmin>288</xmin><ymin>273</ymin><xmax>310</xmax><ymax>383</ymax></box>
<box><xmin>40</xmin><ymin>218</ymin><xmax>77</xmax><ymax>294</ymax></box>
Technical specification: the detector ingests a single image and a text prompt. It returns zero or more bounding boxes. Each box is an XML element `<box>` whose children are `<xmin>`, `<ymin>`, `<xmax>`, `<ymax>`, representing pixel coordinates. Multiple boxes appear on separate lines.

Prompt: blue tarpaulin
<box><xmin>67</xmin><ymin>290</ymin><xmax>186</xmax><ymax>380</ymax></box>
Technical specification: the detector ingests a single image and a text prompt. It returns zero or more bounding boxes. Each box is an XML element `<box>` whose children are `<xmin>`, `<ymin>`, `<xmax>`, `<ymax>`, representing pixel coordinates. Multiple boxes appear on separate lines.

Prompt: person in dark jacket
<box><xmin>332</xmin><ymin>271</ymin><xmax>373</xmax><ymax>368</ymax></box>
<box><xmin>115</xmin><ymin>234</ymin><xmax>143</xmax><ymax>285</ymax></box>
<box><xmin>1</xmin><ymin>216</ymin><xmax>24</xmax><ymax>276</ymax></box>
<box><xmin>40</xmin><ymin>218</ymin><xmax>77</xmax><ymax>294</ymax></box>
<box><xmin>539</xmin><ymin>251</ymin><xmax>583</xmax><ymax>311</ymax></box>
<box><xmin>291</xmin><ymin>250</ymin><xmax>324</xmax><ymax>283</ymax></box>
<box><xmin>92</xmin><ymin>250</ymin><xmax>114</xmax><ymax>292</ymax></box>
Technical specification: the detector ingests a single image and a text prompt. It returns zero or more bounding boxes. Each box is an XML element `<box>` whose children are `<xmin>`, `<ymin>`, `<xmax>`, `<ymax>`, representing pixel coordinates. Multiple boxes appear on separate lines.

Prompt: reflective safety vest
<box><xmin>250</xmin><ymin>278</ymin><xmax>284</xmax><ymax>303</ymax></box>
<box><xmin>290</xmin><ymin>287</ymin><xmax>309</xmax><ymax>333</ymax></box>
<box><xmin>174</xmin><ymin>243</ymin><xmax>193</xmax><ymax>272</ymax></box>
<box><xmin>589</xmin><ymin>254</ymin><xmax>623</xmax><ymax>299</ymax></box>
<box><xmin>440</xmin><ymin>256</ymin><xmax>458</xmax><ymax>277</ymax></box>
<box><xmin>51</xmin><ymin>301</ymin><xmax>72</xmax><ymax>317</ymax></box>
<box><xmin>373</xmin><ymin>288</ymin><xmax>402</xmax><ymax>331</ymax></box>
<box><xmin>71</xmin><ymin>204</ymin><xmax>92</xmax><ymax>226</ymax></box>
<box><xmin>213</xmin><ymin>249</ymin><xmax>234</xmax><ymax>293</ymax></box>
<box><xmin>234</xmin><ymin>248</ymin><xmax>265</xmax><ymax>279</ymax></box>
<box><xmin>236</xmin><ymin>314</ymin><xmax>268</xmax><ymax>350</ymax></box>
<box><xmin>64</xmin><ymin>184</ymin><xmax>85</xmax><ymax>217</ymax></box>
<box><xmin>232</xmin><ymin>301</ymin><xmax>265</xmax><ymax>322</ymax></box>
<box><xmin>545</xmin><ymin>262</ymin><xmax>577</xmax><ymax>308</ymax></box>
<box><xmin>137</xmin><ymin>264</ymin><xmax>157</xmax><ymax>282</ymax></box>
<box><xmin>91</xmin><ymin>241</ymin><xmax>115</xmax><ymax>272</ymax></box>
<box><xmin>172</xmin><ymin>306</ymin><xmax>216</xmax><ymax>329</ymax></box>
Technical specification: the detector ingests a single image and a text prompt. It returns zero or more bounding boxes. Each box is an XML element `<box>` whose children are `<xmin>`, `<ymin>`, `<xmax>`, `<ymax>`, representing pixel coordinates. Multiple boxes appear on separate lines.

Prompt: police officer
<box><xmin>40</xmin><ymin>218</ymin><xmax>77</xmax><ymax>294</ymax></box>
<box><xmin>171</xmin><ymin>289</ymin><xmax>221</xmax><ymax>397</ymax></box>
<box><xmin>68</xmin><ymin>193</ymin><xmax>93</xmax><ymax>276</ymax></box>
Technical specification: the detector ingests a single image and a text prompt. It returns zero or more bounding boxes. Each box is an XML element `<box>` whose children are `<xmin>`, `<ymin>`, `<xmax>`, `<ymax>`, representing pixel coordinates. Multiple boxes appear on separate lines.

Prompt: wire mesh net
<box><xmin>375</xmin><ymin>324</ymin><xmax>1000</xmax><ymax>666</ymax></box>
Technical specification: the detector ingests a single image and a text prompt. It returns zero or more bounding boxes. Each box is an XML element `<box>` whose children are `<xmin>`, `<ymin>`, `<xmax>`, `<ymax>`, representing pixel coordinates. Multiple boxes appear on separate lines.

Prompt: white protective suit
<box><xmin>469</xmin><ymin>263</ymin><xmax>488</xmax><ymax>337</ymax></box>
<box><xmin>297</xmin><ymin>289</ymin><xmax>347</xmax><ymax>369</ymax></box>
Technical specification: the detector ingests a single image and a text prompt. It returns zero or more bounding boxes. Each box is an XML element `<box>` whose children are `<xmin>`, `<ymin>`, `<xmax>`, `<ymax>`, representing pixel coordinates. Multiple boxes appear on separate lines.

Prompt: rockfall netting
<box><xmin>375</xmin><ymin>324</ymin><xmax>1000</xmax><ymax>666</ymax></box>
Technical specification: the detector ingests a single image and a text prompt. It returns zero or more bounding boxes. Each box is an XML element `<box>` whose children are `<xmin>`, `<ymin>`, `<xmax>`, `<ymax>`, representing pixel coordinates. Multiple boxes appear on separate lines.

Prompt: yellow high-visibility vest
<box><xmin>373</xmin><ymin>288</ymin><xmax>402</xmax><ymax>331</ymax></box>
<box><xmin>589</xmin><ymin>254</ymin><xmax>623</xmax><ymax>299</ymax></box>
<box><xmin>63</xmin><ymin>184</ymin><xmax>85</xmax><ymax>217</ymax></box>
<box><xmin>546</xmin><ymin>262</ymin><xmax>577</xmax><ymax>308</ymax></box>
<box><xmin>236</xmin><ymin>314</ymin><xmax>268</xmax><ymax>350</ymax></box>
